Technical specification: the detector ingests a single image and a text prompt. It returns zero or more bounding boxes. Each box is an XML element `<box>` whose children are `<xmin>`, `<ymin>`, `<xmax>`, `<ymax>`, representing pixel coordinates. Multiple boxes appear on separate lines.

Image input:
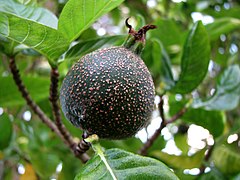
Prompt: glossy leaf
<box><xmin>29</xmin><ymin>150</ymin><xmax>60</xmax><ymax>178</ymax></box>
<box><xmin>168</xmin><ymin>95</ymin><xmax>225</xmax><ymax>137</ymax></box>
<box><xmin>170</xmin><ymin>21</ymin><xmax>210</xmax><ymax>94</ymax></box>
<box><xmin>206</xmin><ymin>18</ymin><xmax>240</xmax><ymax>41</ymax></box>
<box><xmin>0</xmin><ymin>113</ymin><xmax>12</xmax><ymax>150</ymax></box>
<box><xmin>183</xmin><ymin>108</ymin><xmax>225</xmax><ymax>138</ymax></box>
<box><xmin>193</xmin><ymin>65</ymin><xmax>240</xmax><ymax>110</ymax></box>
<box><xmin>212</xmin><ymin>145</ymin><xmax>240</xmax><ymax>174</ymax></box>
<box><xmin>174</xmin><ymin>134</ymin><xmax>189</xmax><ymax>155</ymax></box>
<box><xmin>150</xmin><ymin>19</ymin><xmax>183</xmax><ymax>55</ymax></box>
<box><xmin>142</xmin><ymin>39</ymin><xmax>175</xmax><ymax>89</ymax></box>
<box><xmin>150</xmin><ymin>149</ymin><xmax>205</xmax><ymax>169</ymax></box>
<box><xmin>199</xmin><ymin>167</ymin><xmax>226</xmax><ymax>180</ymax></box>
<box><xmin>0</xmin><ymin>76</ymin><xmax>50</xmax><ymax>107</ymax></box>
<box><xmin>58</xmin><ymin>0</ymin><xmax>125</xmax><ymax>41</ymax></box>
<box><xmin>100</xmin><ymin>137</ymin><xmax>143</xmax><ymax>153</ymax></box>
<box><xmin>0</xmin><ymin>0</ymin><xmax>58</xmax><ymax>28</ymax></box>
<box><xmin>204</xmin><ymin>7</ymin><xmax>240</xmax><ymax>19</ymax></box>
<box><xmin>63</xmin><ymin>35</ymin><xmax>125</xmax><ymax>63</ymax></box>
<box><xmin>0</xmin><ymin>13</ymin><xmax>70</xmax><ymax>66</ymax></box>
<box><xmin>75</xmin><ymin>148</ymin><xmax>179</xmax><ymax>180</ymax></box>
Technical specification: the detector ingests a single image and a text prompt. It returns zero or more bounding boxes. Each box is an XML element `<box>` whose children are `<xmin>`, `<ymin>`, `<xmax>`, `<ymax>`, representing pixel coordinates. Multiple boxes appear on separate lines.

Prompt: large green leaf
<box><xmin>0</xmin><ymin>76</ymin><xmax>50</xmax><ymax>107</ymax></box>
<box><xmin>100</xmin><ymin>137</ymin><xmax>143</xmax><ymax>153</ymax></box>
<box><xmin>150</xmin><ymin>149</ymin><xmax>205</xmax><ymax>169</ymax></box>
<box><xmin>174</xmin><ymin>134</ymin><xmax>189</xmax><ymax>155</ymax></box>
<box><xmin>182</xmin><ymin>108</ymin><xmax>225</xmax><ymax>138</ymax></box>
<box><xmin>150</xmin><ymin>19</ymin><xmax>183</xmax><ymax>55</ymax></box>
<box><xmin>63</xmin><ymin>35</ymin><xmax>125</xmax><ymax>63</ymax></box>
<box><xmin>212</xmin><ymin>145</ymin><xmax>240</xmax><ymax>175</ymax></box>
<box><xmin>75</xmin><ymin>148</ymin><xmax>179</xmax><ymax>180</ymax></box>
<box><xmin>168</xmin><ymin>95</ymin><xmax>225</xmax><ymax>138</ymax></box>
<box><xmin>0</xmin><ymin>13</ymin><xmax>70</xmax><ymax>66</ymax></box>
<box><xmin>143</xmin><ymin>39</ymin><xmax>175</xmax><ymax>90</ymax></box>
<box><xmin>58</xmin><ymin>0</ymin><xmax>125</xmax><ymax>41</ymax></box>
<box><xmin>199</xmin><ymin>167</ymin><xmax>226</xmax><ymax>180</ymax></box>
<box><xmin>206</xmin><ymin>18</ymin><xmax>240</xmax><ymax>41</ymax></box>
<box><xmin>170</xmin><ymin>21</ymin><xmax>210</xmax><ymax>94</ymax></box>
<box><xmin>193</xmin><ymin>65</ymin><xmax>240</xmax><ymax>110</ymax></box>
<box><xmin>0</xmin><ymin>0</ymin><xmax>58</xmax><ymax>28</ymax></box>
<box><xmin>29</xmin><ymin>149</ymin><xmax>61</xmax><ymax>178</ymax></box>
<box><xmin>204</xmin><ymin>7</ymin><xmax>240</xmax><ymax>19</ymax></box>
<box><xmin>0</xmin><ymin>113</ymin><xmax>13</xmax><ymax>150</ymax></box>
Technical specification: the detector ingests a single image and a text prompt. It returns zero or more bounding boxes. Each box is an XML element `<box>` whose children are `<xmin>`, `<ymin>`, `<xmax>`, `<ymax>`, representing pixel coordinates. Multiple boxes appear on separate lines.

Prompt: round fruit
<box><xmin>60</xmin><ymin>19</ymin><xmax>156</xmax><ymax>139</ymax></box>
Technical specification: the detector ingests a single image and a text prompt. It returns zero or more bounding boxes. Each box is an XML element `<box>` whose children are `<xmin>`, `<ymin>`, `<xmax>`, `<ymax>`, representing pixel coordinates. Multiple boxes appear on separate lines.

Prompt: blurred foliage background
<box><xmin>0</xmin><ymin>0</ymin><xmax>240</xmax><ymax>179</ymax></box>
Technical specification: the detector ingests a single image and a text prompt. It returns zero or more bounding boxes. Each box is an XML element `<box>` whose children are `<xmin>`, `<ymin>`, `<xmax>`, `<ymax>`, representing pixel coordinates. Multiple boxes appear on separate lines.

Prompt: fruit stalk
<box><xmin>123</xmin><ymin>17</ymin><xmax>157</xmax><ymax>55</ymax></box>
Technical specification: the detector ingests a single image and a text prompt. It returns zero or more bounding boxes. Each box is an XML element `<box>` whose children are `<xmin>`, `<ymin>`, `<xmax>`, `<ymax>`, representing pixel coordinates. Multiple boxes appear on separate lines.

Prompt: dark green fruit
<box><xmin>60</xmin><ymin>20</ymin><xmax>156</xmax><ymax>139</ymax></box>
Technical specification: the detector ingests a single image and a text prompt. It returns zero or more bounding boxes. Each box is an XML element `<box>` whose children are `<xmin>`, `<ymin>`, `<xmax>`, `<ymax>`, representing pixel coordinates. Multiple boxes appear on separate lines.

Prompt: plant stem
<box><xmin>8</xmin><ymin>57</ymin><xmax>90</xmax><ymax>163</ymax></box>
<box><xmin>9</xmin><ymin>57</ymin><xmax>61</xmax><ymax>136</ymax></box>
<box><xmin>49</xmin><ymin>68</ymin><xmax>75</xmax><ymax>148</ymax></box>
<box><xmin>139</xmin><ymin>97</ymin><xmax>187</xmax><ymax>155</ymax></box>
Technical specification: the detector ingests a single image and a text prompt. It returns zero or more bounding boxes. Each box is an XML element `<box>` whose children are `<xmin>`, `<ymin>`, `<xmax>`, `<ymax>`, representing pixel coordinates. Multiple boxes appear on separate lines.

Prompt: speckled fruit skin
<box><xmin>60</xmin><ymin>46</ymin><xmax>155</xmax><ymax>139</ymax></box>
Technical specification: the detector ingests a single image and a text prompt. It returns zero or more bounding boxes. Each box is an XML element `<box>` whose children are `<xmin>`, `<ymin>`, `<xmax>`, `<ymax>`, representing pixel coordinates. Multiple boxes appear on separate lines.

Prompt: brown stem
<box><xmin>166</xmin><ymin>107</ymin><xmax>187</xmax><ymax>124</ymax></box>
<box><xmin>49</xmin><ymin>68</ymin><xmax>75</xmax><ymax>148</ymax></box>
<box><xmin>139</xmin><ymin>100</ymin><xmax>187</xmax><ymax>156</ymax></box>
<box><xmin>8</xmin><ymin>57</ymin><xmax>90</xmax><ymax>163</ymax></box>
<box><xmin>9</xmin><ymin>57</ymin><xmax>61</xmax><ymax>136</ymax></box>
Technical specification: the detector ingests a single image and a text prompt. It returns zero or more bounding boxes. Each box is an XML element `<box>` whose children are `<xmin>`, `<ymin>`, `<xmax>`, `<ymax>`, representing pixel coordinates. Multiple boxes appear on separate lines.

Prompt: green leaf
<box><xmin>170</xmin><ymin>21</ymin><xmax>210</xmax><ymax>94</ymax></box>
<box><xmin>75</xmin><ymin>148</ymin><xmax>179</xmax><ymax>180</ymax></box>
<box><xmin>0</xmin><ymin>76</ymin><xmax>50</xmax><ymax>107</ymax></box>
<box><xmin>212</xmin><ymin>145</ymin><xmax>240</xmax><ymax>175</ymax></box>
<box><xmin>174</xmin><ymin>134</ymin><xmax>189</xmax><ymax>155</ymax></box>
<box><xmin>29</xmin><ymin>150</ymin><xmax>60</xmax><ymax>178</ymax></box>
<box><xmin>142</xmin><ymin>39</ymin><xmax>175</xmax><ymax>89</ymax></box>
<box><xmin>150</xmin><ymin>149</ymin><xmax>205</xmax><ymax>169</ymax></box>
<box><xmin>199</xmin><ymin>167</ymin><xmax>226</xmax><ymax>180</ymax></box>
<box><xmin>193</xmin><ymin>65</ymin><xmax>240</xmax><ymax>110</ymax></box>
<box><xmin>58</xmin><ymin>0</ymin><xmax>125</xmax><ymax>41</ymax></box>
<box><xmin>0</xmin><ymin>0</ymin><xmax>58</xmax><ymax>28</ymax></box>
<box><xmin>150</xmin><ymin>19</ymin><xmax>183</xmax><ymax>55</ymax></box>
<box><xmin>0</xmin><ymin>13</ymin><xmax>70</xmax><ymax>66</ymax></box>
<box><xmin>0</xmin><ymin>113</ymin><xmax>13</xmax><ymax>150</ymax></box>
<box><xmin>63</xmin><ymin>35</ymin><xmax>125</xmax><ymax>63</ymax></box>
<box><xmin>100</xmin><ymin>137</ymin><xmax>143</xmax><ymax>153</ymax></box>
<box><xmin>147</xmin><ymin>135</ymin><xmax>166</xmax><ymax>153</ymax></box>
<box><xmin>206</xmin><ymin>18</ymin><xmax>240</xmax><ymax>41</ymax></box>
<box><xmin>182</xmin><ymin>108</ymin><xmax>225</xmax><ymax>138</ymax></box>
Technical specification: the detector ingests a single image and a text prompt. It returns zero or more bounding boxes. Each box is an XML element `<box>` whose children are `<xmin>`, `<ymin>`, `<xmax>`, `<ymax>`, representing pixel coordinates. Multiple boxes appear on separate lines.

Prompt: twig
<box><xmin>49</xmin><ymin>68</ymin><xmax>75</xmax><ymax>148</ymax></box>
<box><xmin>139</xmin><ymin>97</ymin><xmax>187</xmax><ymax>156</ymax></box>
<box><xmin>166</xmin><ymin>107</ymin><xmax>187</xmax><ymax>125</ymax></box>
<box><xmin>199</xmin><ymin>144</ymin><xmax>215</xmax><ymax>175</ymax></box>
<box><xmin>8</xmin><ymin>57</ymin><xmax>90</xmax><ymax>163</ymax></box>
<box><xmin>9</xmin><ymin>57</ymin><xmax>61</xmax><ymax>136</ymax></box>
